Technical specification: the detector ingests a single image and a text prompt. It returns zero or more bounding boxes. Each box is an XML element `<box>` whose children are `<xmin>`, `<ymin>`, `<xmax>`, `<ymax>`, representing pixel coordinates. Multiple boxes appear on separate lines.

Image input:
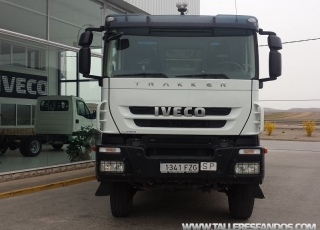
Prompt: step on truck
<box><xmin>78</xmin><ymin>5</ymin><xmax>282</xmax><ymax>219</ymax></box>
<box><xmin>0</xmin><ymin>95</ymin><xmax>96</xmax><ymax>157</ymax></box>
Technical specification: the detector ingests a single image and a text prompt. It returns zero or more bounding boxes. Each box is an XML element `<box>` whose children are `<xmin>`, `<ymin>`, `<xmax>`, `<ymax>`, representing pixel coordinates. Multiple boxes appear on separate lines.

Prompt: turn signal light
<box><xmin>99</xmin><ymin>147</ymin><xmax>121</xmax><ymax>153</ymax></box>
<box><xmin>239</xmin><ymin>149</ymin><xmax>261</xmax><ymax>154</ymax></box>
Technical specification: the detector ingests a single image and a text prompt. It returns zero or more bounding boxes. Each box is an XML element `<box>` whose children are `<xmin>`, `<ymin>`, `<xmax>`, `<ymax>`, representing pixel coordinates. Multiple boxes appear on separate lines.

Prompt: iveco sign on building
<box><xmin>0</xmin><ymin>70</ymin><xmax>47</xmax><ymax>99</ymax></box>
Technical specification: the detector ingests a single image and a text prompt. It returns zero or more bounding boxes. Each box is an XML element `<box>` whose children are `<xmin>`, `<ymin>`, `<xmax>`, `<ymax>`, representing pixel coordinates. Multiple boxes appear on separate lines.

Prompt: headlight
<box><xmin>235</xmin><ymin>162</ymin><xmax>260</xmax><ymax>174</ymax></box>
<box><xmin>100</xmin><ymin>161</ymin><xmax>124</xmax><ymax>173</ymax></box>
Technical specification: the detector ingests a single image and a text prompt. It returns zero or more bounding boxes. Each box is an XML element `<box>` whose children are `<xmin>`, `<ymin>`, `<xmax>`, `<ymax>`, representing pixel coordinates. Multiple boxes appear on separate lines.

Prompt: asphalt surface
<box><xmin>0</xmin><ymin>140</ymin><xmax>319</xmax><ymax>230</ymax></box>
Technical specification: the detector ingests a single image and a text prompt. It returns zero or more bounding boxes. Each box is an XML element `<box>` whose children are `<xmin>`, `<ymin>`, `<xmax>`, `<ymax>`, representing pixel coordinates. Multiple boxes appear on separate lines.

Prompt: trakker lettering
<box><xmin>0</xmin><ymin>70</ymin><xmax>47</xmax><ymax>99</ymax></box>
<box><xmin>155</xmin><ymin>107</ymin><xmax>205</xmax><ymax>117</ymax></box>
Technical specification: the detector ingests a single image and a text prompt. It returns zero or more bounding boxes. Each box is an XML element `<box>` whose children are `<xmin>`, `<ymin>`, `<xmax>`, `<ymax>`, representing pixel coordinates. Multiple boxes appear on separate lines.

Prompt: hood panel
<box><xmin>108</xmin><ymin>78</ymin><xmax>253</xmax><ymax>135</ymax></box>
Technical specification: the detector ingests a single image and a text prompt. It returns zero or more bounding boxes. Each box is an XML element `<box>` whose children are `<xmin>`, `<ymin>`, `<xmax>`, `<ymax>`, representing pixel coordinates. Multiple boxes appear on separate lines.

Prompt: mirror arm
<box><xmin>259</xmin><ymin>78</ymin><xmax>276</xmax><ymax>83</ymax></box>
<box><xmin>82</xmin><ymin>74</ymin><xmax>103</xmax><ymax>79</ymax></box>
<box><xmin>85</xmin><ymin>26</ymin><xmax>105</xmax><ymax>32</ymax></box>
<box><xmin>82</xmin><ymin>75</ymin><xmax>105</xmax><ymax>87</ymax></box>
<box><xmin>105</xmin><ymin>32</ymin><xmax>124</xmax><ymax>42</ymax></box>
<box><xmin>259</xmin><ymin>29</ymin><xmax>276</xmax><ymax>36</ymax></box>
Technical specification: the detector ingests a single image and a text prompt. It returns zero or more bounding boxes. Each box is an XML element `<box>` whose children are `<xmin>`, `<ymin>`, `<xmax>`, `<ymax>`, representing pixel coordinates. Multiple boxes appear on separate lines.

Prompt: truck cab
<box><xmin>78</xmin><ymin>13</ymin><xmax>282</xmax><ymax>219</ymax></box>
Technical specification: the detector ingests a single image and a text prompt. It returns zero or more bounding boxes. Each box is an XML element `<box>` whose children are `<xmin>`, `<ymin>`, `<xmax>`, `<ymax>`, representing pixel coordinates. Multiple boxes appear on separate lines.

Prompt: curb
<box><xmin>0</xmin><ymin>161</ymin><xmax>95</xmax><ymax>183</ymax></box>
<box><xmin>0</xmin><ymin>175</ymin><xmax>96</xmax><ymax>199</ymax></box>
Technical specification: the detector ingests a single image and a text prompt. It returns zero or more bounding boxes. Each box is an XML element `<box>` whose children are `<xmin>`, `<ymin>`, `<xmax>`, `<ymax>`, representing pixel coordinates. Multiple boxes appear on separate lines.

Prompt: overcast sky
<box><xmin>200</xmin><ymin>0</ymin><xmax>320</xmax><ymax>110</ymax></box>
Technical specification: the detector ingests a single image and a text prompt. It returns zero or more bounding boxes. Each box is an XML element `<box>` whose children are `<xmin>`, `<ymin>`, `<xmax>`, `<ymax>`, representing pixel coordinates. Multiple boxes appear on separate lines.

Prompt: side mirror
<box><xmin>79</xmin><ymin>48</ymin><xmax>91</xmax><ymax>75</ymax></box>
<box><xmin>78</xmin><ymin>31</ymin><xmax>93</xmax><ymax>75</ymax></box>
<box><xmin>268</xmin><ymin>35</ymin><xmax>282</xmax><ymax>50</ymax></box>
<box><xmin>259</xmin><ymin>32</ymin><xmax>282</xmax><ymax>88</ymax></box>
<box><xmin>116</xmin><ymin>39</ymin><xmax>130</xmax><ymax>50</ymax></box>
<box><xmin>78</xmin><ymin>31</ymin><xmax>93</xmax><ymax>47</ymax></box>
<box><xmin>268</xmin><ymin>35</ymin><xmax>282</xmax><ymax>79</ymax></box>
<box><xmin>269</xmin><ymin>50</ymin><xmax>282</xmax><ymax>79</ymax></box>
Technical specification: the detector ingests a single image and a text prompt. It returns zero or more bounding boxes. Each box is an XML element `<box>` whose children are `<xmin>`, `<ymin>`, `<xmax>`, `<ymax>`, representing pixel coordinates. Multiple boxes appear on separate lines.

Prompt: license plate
<box><xmin>160</xmin><ymin>163</ymin><xmax>199</xmax><ymax>173</ymax></box>
<box><xmin>200</xmin><ymin>162</ymin><xmax>217</xmax><ymax>171</ymax></box>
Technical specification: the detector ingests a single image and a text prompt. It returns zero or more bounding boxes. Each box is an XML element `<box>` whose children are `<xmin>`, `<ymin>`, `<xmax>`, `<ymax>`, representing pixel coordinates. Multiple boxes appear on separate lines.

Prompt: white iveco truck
<box><xmin>78</xmin><ymin>6</ymin><xmax>282</xmax><ymax>219</ymax></box>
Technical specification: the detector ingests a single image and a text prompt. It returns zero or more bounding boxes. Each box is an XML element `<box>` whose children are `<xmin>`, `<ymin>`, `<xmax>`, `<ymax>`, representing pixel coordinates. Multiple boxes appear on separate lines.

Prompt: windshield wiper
<box><xmin>175</xmin><ymin>73</ymin><xmax>229</xmax><ymax>79</ymax></box>
<box><xmin>113</xmin><ymin>73</ymin><xmax>168</xmax><ymax>78</ymax></box>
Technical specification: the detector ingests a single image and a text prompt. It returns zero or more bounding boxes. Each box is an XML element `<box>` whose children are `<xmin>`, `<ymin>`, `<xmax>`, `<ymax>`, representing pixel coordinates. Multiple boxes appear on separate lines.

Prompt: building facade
<box><xmin>125</xmin><ymin>0</ymin><xmax>200</xmax><ymax>15</ymax></box>
<box><xmin>0</xmin><ymin>0</ymin><xmax>200</xmax><ymax>174</ymax></box>
<box><xmin>0</xmin><ymin>0</ymin><xmax>147</xmax><ymax>173</ymax></box>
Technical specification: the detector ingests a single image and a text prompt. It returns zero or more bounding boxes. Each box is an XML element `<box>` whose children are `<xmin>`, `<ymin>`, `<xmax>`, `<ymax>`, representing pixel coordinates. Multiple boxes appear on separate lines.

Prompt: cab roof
<box><xmin>105</xmin><ymin>14</ymin><xmax>259</xmax><ymax>31</ymax></box>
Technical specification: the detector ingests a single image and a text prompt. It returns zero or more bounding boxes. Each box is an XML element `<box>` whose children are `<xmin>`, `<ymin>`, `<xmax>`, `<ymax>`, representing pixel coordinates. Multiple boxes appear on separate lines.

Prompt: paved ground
<box><xmin>0</xmin><ymin>140</ymin><xmax>319</xmax><ymax>230</ymax></box>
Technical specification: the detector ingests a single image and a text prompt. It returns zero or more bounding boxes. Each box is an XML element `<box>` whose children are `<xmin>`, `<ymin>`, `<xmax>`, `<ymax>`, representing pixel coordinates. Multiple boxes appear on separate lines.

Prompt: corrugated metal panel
<box><xmin>106</xmin><ymin>0</ymin><xmax>149</xmax><ymax>14</ymax></box>
<box><xmin>124</xmin><ymin>0</ymin><xmax>200</xmax><ymax>15</ymax></box>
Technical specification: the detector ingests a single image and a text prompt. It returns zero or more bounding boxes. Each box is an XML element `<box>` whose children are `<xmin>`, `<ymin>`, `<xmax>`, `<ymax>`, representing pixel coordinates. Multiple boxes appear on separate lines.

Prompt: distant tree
<box><xmin>264</xmin><ymin>121</ymin><xmax>276</xmax><ymax>136</ymax></box>
<box><xmin>302</xmin><ymin>120</ymin><xmax>316</xmax><ymax>137</ymax></box>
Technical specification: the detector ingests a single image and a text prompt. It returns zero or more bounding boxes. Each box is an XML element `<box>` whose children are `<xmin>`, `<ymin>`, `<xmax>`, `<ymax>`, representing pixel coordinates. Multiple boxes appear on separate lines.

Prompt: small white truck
<box><xmin>0</xmin><ymin>95</ymin><xmax>96</xmax><ymax>157</ymax></box>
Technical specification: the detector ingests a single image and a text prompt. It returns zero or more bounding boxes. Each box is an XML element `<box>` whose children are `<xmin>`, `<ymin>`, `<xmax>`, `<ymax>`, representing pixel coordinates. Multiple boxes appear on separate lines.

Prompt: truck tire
<box><xmin>110</xmin><ymin>183</ymin><xmax>134</xmax><ymax>217</ymax></box>
<box><xmin>19</xmin><ymin>137</ymin><xmax>42</xmax><ymax>157</ymax></box>
<box><xmin>228</xmin><ymin>185</ymin><xmax>255</xmax><ymax>219</ymax></box>
<box><xmin>0</xmin><ymin>139</ymin><xmax>8</xmax><ymax>155</ymax></box>
<box><xmin>52</xmin><ymin>144</ymin><xmax>64</xmax><ymax>150</ymax></box>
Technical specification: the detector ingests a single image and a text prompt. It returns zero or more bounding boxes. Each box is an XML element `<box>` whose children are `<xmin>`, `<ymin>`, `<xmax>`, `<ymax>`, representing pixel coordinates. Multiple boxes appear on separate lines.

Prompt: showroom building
<box><xmin>0</xmin><ymin>0</ymin><xmax>200</xmax><ymax>174</ymax></box>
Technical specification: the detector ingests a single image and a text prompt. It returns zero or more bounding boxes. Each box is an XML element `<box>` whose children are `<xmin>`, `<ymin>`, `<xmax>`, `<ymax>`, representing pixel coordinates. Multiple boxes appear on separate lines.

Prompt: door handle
<box><xmin>76</xmin><ymin>119</ymin><xmax>79</xmax><ymax>123</ymax></box>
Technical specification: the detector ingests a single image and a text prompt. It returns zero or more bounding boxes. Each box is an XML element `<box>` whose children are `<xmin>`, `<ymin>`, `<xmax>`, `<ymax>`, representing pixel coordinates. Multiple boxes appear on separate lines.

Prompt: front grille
<box><xmin>146</xmin><ymin>148</ymin><xmax>213</xmax><ymax>158</ymax></box>
<box><xmin>134</xmin><ymin>119</ymin><xmax>226</xmax><ymax>128</ymax></box>
<box><xmin>129</xmin><ymin>107</ymin><xmax>231</xmax><ymax>116</ymax></box>
<box><xmin>148</xmin><ymin>138</ymin><xmax>212</xmax><ymax>145</ymax></box>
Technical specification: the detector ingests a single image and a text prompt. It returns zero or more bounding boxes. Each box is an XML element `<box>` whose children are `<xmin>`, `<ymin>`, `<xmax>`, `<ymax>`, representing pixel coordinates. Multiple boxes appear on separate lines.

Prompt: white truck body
<box><xmin>35</xmin><ymin>95</ymin><xmax>96</xmax><ymax>135</ymax></box>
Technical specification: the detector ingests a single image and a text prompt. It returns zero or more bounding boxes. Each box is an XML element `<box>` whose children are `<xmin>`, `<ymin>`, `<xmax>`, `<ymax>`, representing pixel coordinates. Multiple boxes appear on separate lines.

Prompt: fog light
<box><xmin>99</xmin><ymin>147</ymin><xmax>121</xmax><ymax>153</ymax></box>
<box><xmin>100</xmin><ymin>161</ymin><xmax>124</xmax><ymax>173</ymax></box>
<box><xmin>239</xmin><ymin>149</ymin><xmax>261</xmax><ymax>154</ymax></box>
<box><xmin>235</xmin><ymin>162</ymin><xmax>260</xmax><ymax>174</ymax></box>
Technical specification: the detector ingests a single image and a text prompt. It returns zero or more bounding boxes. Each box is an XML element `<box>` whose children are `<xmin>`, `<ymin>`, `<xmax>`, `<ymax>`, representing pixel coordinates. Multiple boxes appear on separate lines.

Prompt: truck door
<box><xmin>75</xmin><ymin>99</ymin><xmax>95</xmax><ymax>131</ymax></box>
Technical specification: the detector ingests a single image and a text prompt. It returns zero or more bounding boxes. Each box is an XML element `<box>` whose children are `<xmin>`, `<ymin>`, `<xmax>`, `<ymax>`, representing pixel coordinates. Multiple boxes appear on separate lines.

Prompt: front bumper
<box><xmin>95</xmin><ymin>145</ymin><xmax>265</xmax><ymax>187</ymax></box>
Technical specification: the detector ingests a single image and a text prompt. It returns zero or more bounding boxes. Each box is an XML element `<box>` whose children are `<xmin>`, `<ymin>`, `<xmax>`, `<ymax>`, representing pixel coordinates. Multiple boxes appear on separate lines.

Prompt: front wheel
<box><xmin>19</xmin><ymin>137</ymin><xmax>42</xmax><ymax>157</ymax></box>
<box><xmin>110</xmin><ymin>183</ymin><xmax>134</xmax><ymax>217</ymax></box>
<box><xmin>228</xmin><ymin>185</ymin><xmax>255</xmax><ymax>219</ymax></box>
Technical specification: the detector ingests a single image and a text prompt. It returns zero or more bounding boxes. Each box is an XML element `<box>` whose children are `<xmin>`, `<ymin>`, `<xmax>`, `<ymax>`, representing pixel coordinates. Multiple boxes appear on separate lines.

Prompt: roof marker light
<box><xmin>248</xmin><ymin>18</ymin><xmax>257</xmax><ymax>23</ymax></box>
<box><xmin>106</xmin><ymin>17</ymin><xmax>115</xmax><ymax>22</ymax></box>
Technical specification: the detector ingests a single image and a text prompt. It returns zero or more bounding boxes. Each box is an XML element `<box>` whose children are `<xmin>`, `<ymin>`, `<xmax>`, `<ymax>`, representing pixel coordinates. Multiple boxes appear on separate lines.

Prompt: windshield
<box><xmin>104</xmin><ymin>29</ymin><xmax>256</xmax><ymax>79</ymax></box>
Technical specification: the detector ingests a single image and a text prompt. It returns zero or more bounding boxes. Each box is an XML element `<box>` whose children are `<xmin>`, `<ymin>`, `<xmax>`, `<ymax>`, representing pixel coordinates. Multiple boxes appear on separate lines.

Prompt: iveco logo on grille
<box><xmin>155</xmin><ymin>107</ymin><xmax>205</xmax><ymax>117</ymax></box>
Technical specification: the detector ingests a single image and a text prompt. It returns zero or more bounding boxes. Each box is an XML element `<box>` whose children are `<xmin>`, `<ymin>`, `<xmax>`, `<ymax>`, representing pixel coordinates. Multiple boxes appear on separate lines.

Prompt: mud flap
<box><xmin>95</xmin><ymin>182</ymin><xmax>112</xmax><ymax>196</ymax></box>
<box><xmin>225</xmin><ymin>184</ymin><xmax>265</xmax><ymax>199</ymax></box>
<box><xmin>249</xmin><ymin>184</ymin><xmax>265</xmax><ymax>199</ymax></box>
